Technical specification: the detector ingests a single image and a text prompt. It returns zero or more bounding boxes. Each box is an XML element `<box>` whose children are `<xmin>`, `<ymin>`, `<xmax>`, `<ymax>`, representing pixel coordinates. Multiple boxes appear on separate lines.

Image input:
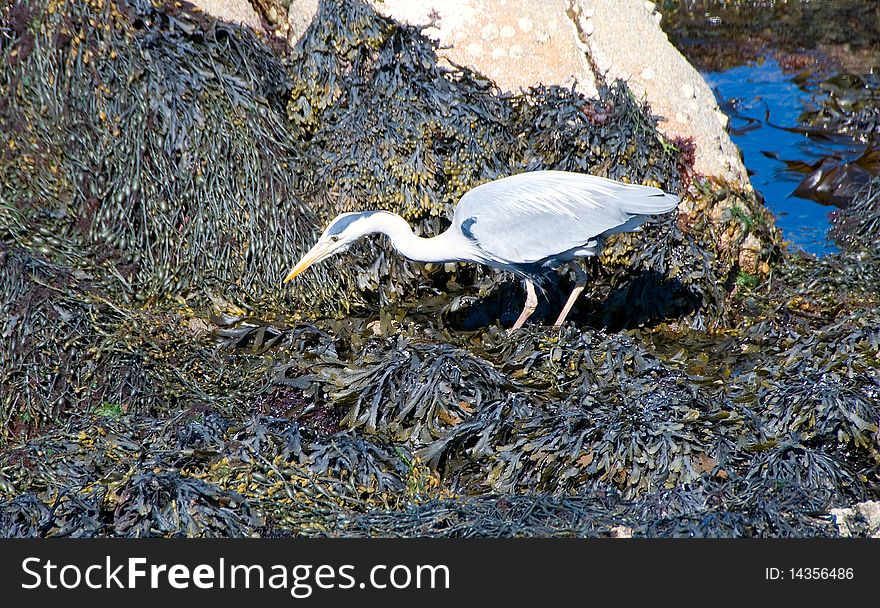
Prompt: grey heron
<box><xmin>284</xmin><ymin>170</ymin><xmax>679</xmax><ymax>331</ymax></box>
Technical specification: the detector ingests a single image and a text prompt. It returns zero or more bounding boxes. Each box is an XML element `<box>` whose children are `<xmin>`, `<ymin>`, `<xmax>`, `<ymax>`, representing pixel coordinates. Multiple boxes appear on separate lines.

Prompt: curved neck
<box><xmin>364</xmin><ymin>212</ymin><xmax>467</xmax><ymax>264</ymax></box>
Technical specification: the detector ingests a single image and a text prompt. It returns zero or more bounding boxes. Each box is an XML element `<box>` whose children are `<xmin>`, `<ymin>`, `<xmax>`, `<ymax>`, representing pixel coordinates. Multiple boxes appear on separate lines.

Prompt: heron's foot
<box><xmin>506</xmin><ymin>323</ymin><xmax>529</xmax><ymax>335</ymax></box>
<box><xmin>508</xmin><ymin>313</ymin><xmax>534</xmax><ymax>334</ymax></box>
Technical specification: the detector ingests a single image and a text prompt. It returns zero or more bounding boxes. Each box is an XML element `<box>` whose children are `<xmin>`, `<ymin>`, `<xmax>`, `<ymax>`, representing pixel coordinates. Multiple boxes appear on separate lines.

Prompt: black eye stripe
<box><xmin>326</xmin><ymin>211</ymin><xmax>379</xmax><ymax>236</ymax></box>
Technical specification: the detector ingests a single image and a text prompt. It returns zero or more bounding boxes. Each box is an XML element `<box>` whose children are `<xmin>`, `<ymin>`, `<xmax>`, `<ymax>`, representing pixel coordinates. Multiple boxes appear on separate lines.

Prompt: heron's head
<box><xmin>283</xmin><ymin>211</ymin><xmax>380</xmax><ymax>283</ymax></box>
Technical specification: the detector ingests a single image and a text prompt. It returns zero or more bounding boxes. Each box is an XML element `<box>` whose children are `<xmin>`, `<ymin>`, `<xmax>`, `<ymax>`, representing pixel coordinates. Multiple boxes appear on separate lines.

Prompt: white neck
<box><xmin>362</xmin><ymin>211</ymin><xmax>474</xmax><ymax>264</ymax></box>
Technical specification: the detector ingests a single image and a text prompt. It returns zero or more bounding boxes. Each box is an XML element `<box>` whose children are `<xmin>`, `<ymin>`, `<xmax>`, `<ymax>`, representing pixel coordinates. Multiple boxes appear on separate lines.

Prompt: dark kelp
<box><xmin>831</xmin><ymin>178</ymin><xmax>880</xmax><ymax>248</ymax></box>
<box><xmin>0</xmin><ymin>0</ymin><xmax>876</xmax><ymax>538</ymax></box>
<box><xmin>800</xmin><ymin>72</ymin><xmax>880</xmax><ymax>142</ymax></box>
<box><xmin>0</xmin><ymin>0</ymin><xmax>338</xmax><ymax>311</ymax></box>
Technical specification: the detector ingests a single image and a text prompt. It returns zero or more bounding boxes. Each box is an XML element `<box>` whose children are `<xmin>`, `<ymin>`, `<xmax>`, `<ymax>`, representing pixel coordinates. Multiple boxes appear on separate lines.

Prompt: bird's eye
<box><xmin>329</xmin><ymin>235</ymin><xmax>340</xmax><ymax>243</ymax></box>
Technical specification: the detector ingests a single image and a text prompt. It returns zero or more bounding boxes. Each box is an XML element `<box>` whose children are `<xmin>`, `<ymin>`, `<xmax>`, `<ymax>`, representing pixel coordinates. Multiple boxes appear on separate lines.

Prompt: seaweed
<box><xmin>0</xmin><ymin>0</ymin><xmax>875</xmax><ymax>538</ymax></box>
<box><xmin>800</xmin><ymin>72</ymin><xmax>880</xmax><ymax>142</ymax></box>
<box><xmin>1</xmin><ymin>0</ymin><xmax>338</xmax><ymax>311</ymax></box>
<box><xmin>831</xmin><ymin>178</ymin><xmax>880</xmax><ymax>248</ymax></box>
<box><xmin>0</xmin><ymin>244</ymin><xmax>154</xmax><ymax>438</ymax></box>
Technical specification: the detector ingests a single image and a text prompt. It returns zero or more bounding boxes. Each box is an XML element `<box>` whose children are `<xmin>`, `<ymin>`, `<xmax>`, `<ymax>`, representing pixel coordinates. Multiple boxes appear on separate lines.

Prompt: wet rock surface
<box><xmin>0</xmin><ymin>0</ymin><xmax>877</xmax><ymax>537</ymax></box>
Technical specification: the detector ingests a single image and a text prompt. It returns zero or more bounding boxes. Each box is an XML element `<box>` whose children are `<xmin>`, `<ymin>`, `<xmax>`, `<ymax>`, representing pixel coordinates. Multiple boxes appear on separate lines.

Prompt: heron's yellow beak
<box><xmin>283</xmin><ymin>241</ymin><xmax>335</xmax><ymax>283</ymax></box>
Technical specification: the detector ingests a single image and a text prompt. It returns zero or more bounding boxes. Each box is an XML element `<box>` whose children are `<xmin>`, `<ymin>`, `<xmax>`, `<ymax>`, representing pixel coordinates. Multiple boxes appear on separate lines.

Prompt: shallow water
<box><xmin>705</xmin><ymin>58</ymin><xmax>857</xmax><ymax>256</ymax></box>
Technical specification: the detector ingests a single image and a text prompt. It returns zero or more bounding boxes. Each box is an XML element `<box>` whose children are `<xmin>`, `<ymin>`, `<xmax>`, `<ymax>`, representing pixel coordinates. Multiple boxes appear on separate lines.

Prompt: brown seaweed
<box><xmin>0</xmin><ymin>0</ymin><xmax>876</xmax><ymax>539</ymax></box>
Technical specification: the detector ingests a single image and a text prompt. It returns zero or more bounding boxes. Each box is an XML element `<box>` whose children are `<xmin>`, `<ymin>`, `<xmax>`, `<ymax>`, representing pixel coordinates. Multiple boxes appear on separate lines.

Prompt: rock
<box><xmin>287</xmin><ymin>0</ymin><xmax>320</xmax><ymax>44</ymax></box>
<box><xmin>738</xmin><ymin>233</ymin><xmax>763</xmax><ymax>274</ymax></box>
<box><xmin>481</xmin><ymin>23</ymin><xmax>500</xmax><ymax>42</ymax></box>
<box><xmin>187</xmin><ymin>0</ymin><xmax>262</xmax><ymax>31</ymax></box>
<box><xmin>286</xmin><ymin>0</ymin><xmax>320</xmax><ymax>44</ymax></box>
<box><xmin>369</xmin><ymin>0</ymin><xmax>597</xmax><ymax>97</ymax></box>
<box><xmin>573</xmin><ymin>0</ymin><xmax>749</xmax><ymax>186</ymax></box>
<box><xmin>830</xmin><ymin>501</ymin><xmax>880</xmax><ymax>537</ymax></box>
<box><xmin>579</xmin><ymin>14</ymin><xmax>594</xmax><ymax>36</ymax></box>
<box><xmin>466</xmin><ymin>42</ymin><xmax>483</xmax><ymax>57</ymax></box>
<box><xmin>859</xmin><ymin>502</ymin><xmax>880</xmax><ymax>530</ymax></box>
<box><xmin>681</xmin><ymin>82</ymin><xmax>695</xmax><ymax>99</ymax></box>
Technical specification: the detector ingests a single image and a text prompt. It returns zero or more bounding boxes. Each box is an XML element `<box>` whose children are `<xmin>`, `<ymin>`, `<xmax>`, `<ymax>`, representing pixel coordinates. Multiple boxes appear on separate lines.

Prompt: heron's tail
<box><xmin>617</xmin><ymin>188</ymin><xmax>680</xmax><ymax>215</ymax></box>
<box><xmin>601</xmin><ymin>189</ymin><xmax>679</xmax><ymax>239</ymax></box>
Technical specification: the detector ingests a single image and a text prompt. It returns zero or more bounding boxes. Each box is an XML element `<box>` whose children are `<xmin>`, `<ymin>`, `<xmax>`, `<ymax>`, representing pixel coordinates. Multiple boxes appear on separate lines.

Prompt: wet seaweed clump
<box><xmin>0</xmin><ymin>243</ymin><xmax>152</xmax><ymax>439</ymax></box>
<box><xmin>0</xmin><ymin>240</ymin><xmax>305</xmax><ymax>441</ymax></box>
<box><xmin>800</xmin><ymin>72</ymin><xmax>880</xmax><ymax>142</ymax></box>
<box><xmin>418</xmin><ymin>327</ymin><xmax>751</xmax><ymax>499</ymax></box>
<box><xmin>0</xmin><ymin>0</ymin><xmax>340</xmax><ymax>311</ymax></box>
<box><xmin>0</xmin><ymin>0</ymin><xmax>876</xmax><ymax>538</ymax></box>
<box><xmin>297</xmin><ymin>337</ymin><xmax>513</xmax><ymax>446</ymax></box>
<box><xmin>830</xmin><ymin>178</ymin><xmax>880</xmax><ymax>248</ymax></box>
<box><xmin>0</xmin><ymin>410</ymin><xmax>438</xmax><ymax>537</ymax></box>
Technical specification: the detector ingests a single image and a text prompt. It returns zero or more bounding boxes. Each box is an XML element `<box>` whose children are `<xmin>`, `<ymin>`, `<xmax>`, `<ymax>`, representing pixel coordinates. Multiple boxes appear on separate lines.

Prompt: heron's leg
<box><xmin>509</xmin><ymin>279</ymin><xmax>538</xmax><ymax>333</ymax></box>
<box><xmin>554</xmin><ymin>262</ymin><xmax>588</xmax><ymax>327</ymax></box>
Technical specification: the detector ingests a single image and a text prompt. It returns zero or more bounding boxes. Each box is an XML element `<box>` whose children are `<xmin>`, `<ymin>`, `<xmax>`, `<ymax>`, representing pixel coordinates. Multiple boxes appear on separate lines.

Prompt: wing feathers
<box><xmin>453</xmin><ymin>171</ymin><xmax>678</xmax><ymax>264</ymax></box>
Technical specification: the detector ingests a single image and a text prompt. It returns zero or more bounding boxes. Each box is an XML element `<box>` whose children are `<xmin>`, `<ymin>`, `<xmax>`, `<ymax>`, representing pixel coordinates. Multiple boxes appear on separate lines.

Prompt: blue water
<box><xmin>704</xmin><ymin>58</ymin><xmax>853</xmax><ymax>256</ymax></box>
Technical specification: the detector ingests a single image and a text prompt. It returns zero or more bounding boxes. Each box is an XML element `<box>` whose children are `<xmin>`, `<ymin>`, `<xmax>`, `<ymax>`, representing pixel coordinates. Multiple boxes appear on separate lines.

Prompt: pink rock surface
<box><xmin>187</xmin><ymin>0</ymin><xmax>262</xmax><ymax>31</ymax></box>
